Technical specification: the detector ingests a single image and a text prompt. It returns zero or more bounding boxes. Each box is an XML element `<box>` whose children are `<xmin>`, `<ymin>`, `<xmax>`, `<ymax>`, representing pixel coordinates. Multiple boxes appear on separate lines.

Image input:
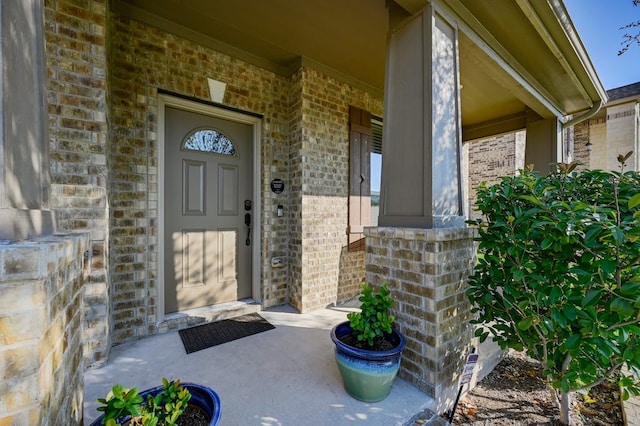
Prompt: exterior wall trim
<box><xmin>157</xmin><ymin>93</ymin><xmax>263</xmax><ymax>321</ymax></box>
<box><xmin>157</xmin><ymin>89</ymin><xmax>264</xmax><ymax>119</ymax></box>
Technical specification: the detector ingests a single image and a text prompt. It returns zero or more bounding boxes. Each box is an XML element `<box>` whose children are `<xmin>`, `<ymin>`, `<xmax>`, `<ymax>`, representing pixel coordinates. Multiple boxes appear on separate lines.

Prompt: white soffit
<box><xmin>403</xmin><ymin>0</ymin><xmax>606</xmax><ymax>121</ymax></box>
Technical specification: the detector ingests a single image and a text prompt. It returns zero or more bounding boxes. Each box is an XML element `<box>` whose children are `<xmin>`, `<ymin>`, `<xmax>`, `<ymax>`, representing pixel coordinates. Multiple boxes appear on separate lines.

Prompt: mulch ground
<box><xmin>450</xmin><ymin>350</ymin><xmax>624</xmax><ymax>425</ymax></box>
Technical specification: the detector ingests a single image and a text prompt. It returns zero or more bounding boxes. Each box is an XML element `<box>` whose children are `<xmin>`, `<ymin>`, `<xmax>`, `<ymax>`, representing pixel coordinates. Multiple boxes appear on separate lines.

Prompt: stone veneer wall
<box><xmin>44</xmin><ymin>0</ymin><xmax>110</xmax><ymax>367</ymax></box>
<box><xmin>0</xmin><ymin>233</ymin><xmax>88</xmax><ymax>425</ymax></box>
<box><xmin>365</xmin><ymin>226</ymin><xmax>476</xmax><ymax>412</ymax></box>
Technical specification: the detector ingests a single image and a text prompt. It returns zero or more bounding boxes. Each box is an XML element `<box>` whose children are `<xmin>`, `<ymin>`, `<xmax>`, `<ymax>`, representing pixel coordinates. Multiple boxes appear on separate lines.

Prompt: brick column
<box><xmin>0</xmin><ymin>233</ymin><xmax>89</xmax><ymax>425</ymax></box>
<box><xmin>376</xmin><ymin>4</ymin><xmax>475</xmax><ymax>412</ymax></box>
<box><xmin>365</xmin><ymin>226</ymin><xmax>475</xmax><ymax>413</ymax></box>
<box><xmin>44</xmin><ymin>0</ymin><xmax>109</xmax><ymax>367</ymax></box>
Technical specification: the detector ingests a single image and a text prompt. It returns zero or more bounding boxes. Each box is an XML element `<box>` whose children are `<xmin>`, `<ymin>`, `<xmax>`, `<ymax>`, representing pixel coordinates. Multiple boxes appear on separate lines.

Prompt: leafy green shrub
<box><xmin>97</xmin><ymin>378</ymin><xmax>191</xmax><ymax>426</ymax></box>
<box><xmin>347</xmin><ymin>283</ymin><xmax>395</xmax><ymax>347</ymax></box>
<box><xmin>96</xmin><ymin>384</ymin><xmax>144</xmax><ymax>425</ymax></box>
<box><xmin>467</xmin><ymin>154</ymin><xmax>640</xmax><ymax>424</ymax></box>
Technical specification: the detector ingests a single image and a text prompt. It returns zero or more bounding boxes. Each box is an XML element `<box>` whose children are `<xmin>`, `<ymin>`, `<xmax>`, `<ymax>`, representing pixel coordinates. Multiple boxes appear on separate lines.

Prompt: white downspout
<box><xmin>635</xmin><ymin>102</ymin><xmax>639</xmax><ymax>171</ymax></box>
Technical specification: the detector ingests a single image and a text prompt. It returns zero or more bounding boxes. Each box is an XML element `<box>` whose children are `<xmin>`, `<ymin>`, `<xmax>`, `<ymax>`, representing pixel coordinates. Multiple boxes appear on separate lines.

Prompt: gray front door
<box><xmin>164</xmin><ymin>106</ymin><xmax>253</xmax><ymax>313</ymax></box>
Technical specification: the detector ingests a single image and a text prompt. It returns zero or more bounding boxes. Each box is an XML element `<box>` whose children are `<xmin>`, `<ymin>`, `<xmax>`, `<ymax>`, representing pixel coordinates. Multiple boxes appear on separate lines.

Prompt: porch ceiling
<box><xmin>113</xmin><ymin>0</ymin><xmax>391</xmax><ymax>92</ymax></box>
<box><xmin>114</xmin><ymin>0</ymin><xmax>606</xmax><ymax>137</ymax></box>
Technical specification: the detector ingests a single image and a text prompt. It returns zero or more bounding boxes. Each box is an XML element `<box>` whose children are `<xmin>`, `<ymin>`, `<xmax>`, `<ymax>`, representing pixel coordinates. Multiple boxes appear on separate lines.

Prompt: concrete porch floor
<box><xmin>83</xmin><ymin>305</ymin><xmax>442</xmax><ymax>425</ymax></box>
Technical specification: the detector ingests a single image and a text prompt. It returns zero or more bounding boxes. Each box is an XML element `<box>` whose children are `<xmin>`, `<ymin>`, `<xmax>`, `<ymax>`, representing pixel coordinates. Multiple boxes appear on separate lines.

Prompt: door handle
<box><xmin>244</xmin><ymin>213</ymin><xmax>251</xmax><ymax>245</ymax></box>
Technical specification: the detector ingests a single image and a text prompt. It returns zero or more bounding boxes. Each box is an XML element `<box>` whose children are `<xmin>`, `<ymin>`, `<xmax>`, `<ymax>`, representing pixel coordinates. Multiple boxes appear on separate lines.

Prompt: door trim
<box><xmin>157</xmin><ymin>94</ymin><xmax>262</xmax><ymax>321</ymax></box>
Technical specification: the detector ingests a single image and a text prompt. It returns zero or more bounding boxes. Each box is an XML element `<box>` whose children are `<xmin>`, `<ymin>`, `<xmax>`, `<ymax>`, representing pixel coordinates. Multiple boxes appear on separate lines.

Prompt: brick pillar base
<box><xmin>0</xmin><ymin>233</ymin><xmax>89</xmax><ymax>425</ymax></box>
<box><xmin>364</xmin><ymin>226</ymin><xmax>476</xmax><ymax>413</ymax></box>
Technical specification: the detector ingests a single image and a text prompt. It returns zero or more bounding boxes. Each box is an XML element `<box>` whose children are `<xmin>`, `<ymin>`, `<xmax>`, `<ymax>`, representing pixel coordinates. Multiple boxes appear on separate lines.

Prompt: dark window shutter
<box><xmin>348</xmin><ymin>106</ymin><xmax>371</xmax><ymax>247</ymax></box>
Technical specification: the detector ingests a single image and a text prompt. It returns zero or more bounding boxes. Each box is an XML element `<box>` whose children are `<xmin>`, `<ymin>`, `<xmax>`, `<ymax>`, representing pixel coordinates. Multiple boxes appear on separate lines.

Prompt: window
<box><xmin>370</xmin><ymin>117</ymin><xmax>383</xmax><ymax>226</ymax></box>
<box><xmin>348</xmin><ymin>107</ymin><xmax>384</xmax><ymax>246</ymax></box>
<box><xmin>182</xmin><ymin>128</ymin><xmax>237</xmax><ymax>156</ymax></box>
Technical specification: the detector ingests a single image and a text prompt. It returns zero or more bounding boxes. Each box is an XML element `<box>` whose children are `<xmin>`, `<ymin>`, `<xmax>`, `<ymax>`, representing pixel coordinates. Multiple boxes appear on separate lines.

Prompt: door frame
<box><xmin>157</xmin><ymin>93</ymin><xmax>262</xmax><ymax>321</ymax></box>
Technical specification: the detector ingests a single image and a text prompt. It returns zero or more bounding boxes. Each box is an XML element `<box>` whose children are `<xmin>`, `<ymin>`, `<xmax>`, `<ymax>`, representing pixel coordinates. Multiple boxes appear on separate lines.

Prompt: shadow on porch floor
<box><xmin>83</xmin><ymin>305</ymin><xmax>440</xmax><ymax>425</ymax></box>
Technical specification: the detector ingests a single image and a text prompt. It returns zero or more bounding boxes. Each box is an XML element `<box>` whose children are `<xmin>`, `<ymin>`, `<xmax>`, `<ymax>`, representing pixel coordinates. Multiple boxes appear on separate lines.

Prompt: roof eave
<box><xmin>545</xmin><ymin>0</ymin><xmax>608</xmax><ymax>107</ymax></box>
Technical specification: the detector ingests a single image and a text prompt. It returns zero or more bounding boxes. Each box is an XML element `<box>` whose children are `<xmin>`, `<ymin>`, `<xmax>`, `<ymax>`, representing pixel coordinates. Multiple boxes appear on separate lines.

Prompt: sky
<box><xmin>565</xmin><ymin>0</ymin><xmax>640</xmax><ymax>90</ymax></box>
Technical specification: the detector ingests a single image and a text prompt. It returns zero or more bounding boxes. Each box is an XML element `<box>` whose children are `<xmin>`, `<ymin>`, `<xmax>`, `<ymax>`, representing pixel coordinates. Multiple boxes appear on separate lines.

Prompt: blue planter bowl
<box><xmin>90</xmin><ymin>383</ymin><xmax>221</xmax><ymax>426</ymax></box>
<box><xmin>330</xmin><ymin>321</ymin><xmax>406</xmax><ymax>402</ymax></box>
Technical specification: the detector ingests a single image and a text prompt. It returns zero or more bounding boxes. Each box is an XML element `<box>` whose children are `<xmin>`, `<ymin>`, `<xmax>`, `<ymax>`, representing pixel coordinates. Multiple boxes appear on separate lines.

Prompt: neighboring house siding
<box><xmin>573</xmin><ymin>120</ymin><xmax>591</xmax><ymax>168</ymax></box>
<box><xmin>606</xmin><ymin>104</ymin><xmax>639</xmax><ymax>170</ymax></box>
<box><xmin>44</xmin><ymin>0</ymin><xmax>110</xmax><ymax>366</ymax></box>
<box><xmin>579</xmin><ymin>102</ymin><xmax>639</xmax><ymax>173</ymax></box>
<box><xmin>588</xmin><ymin>118</ymin><xmax>608</xmax><ymax>170</ymax></box>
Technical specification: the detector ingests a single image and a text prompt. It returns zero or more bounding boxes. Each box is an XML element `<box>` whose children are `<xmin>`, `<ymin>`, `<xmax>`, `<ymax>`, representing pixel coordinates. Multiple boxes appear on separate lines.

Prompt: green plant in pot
<box><xmin>92</xmin><ymin>378</ymin><xmax>222</xmax><ymax>426</ymax></box>
<box><xmin>330</xmin><ymin>283</ymin><xmax>406</xmax><ymax>402</ymax></box>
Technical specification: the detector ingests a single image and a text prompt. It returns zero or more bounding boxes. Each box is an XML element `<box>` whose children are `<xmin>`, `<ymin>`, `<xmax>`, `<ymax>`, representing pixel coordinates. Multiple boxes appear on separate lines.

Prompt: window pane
<box><xmin>370</xmin><ymin>117</ymin><xmax>383</xmax><ymax>226</ymax></box>
<box><xmin>183</xmin><ymin>129</ymin><xmax>237</xmax><ymax>156</ymax></box>
<box><xmin>371</xmin><ymin>152</ymin><xmax>382</xmax><ymax>226</ymax></box>
<box><xmin>371</xmin><ymin>119</ymin><xmax>383</xmax><ymax>155</ymax></box>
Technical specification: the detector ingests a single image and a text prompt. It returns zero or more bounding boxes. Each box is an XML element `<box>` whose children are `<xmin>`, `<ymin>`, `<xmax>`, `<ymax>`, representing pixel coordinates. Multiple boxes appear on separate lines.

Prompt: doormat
<box><xmin>179</xmin><ymin>312</ymin><xmax>275</xmax><ymax>354</ymax></box>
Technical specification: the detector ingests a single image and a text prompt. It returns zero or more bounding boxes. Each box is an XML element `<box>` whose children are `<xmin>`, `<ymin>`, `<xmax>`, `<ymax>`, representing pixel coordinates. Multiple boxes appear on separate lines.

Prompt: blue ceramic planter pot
<box><xmin>90</xmin><ymin>383</ymin><xmax>221</xmax><ymax>426</ymax></box>
<box><xmin>330</xmin><ymin>321</ymin><xmax>406</xmax><ymax>402</ymax></box>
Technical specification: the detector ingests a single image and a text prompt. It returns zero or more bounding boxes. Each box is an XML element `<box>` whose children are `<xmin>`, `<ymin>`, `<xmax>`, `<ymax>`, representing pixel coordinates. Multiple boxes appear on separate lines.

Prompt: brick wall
<box><xmin>365</xmin><ymin>226</ymin><xmax>476</xmax><ymax>412</ymax></box>
<box><xmin>0</xmin><ymin>234</ymin><xmax>88</xmax><ymax>425</ymax></box>
<box><xmin>44</xmin><ymin>0</ymin><xmax>110</xmax><ymax>367</ymax></box>
<box><xmin>574</xmin><ymin>121</ymin><xmax>591</xmax><ymax>169</ymax></box>
<box><xmin>40</xmin><ymin>1</ymin><xmax>384</xmax><ymax>361</ymax></box>
<box><xmin>288</xmin><ymin>69</ymin><xmax>304</xmax><ymax>310</ymax></box>
<box><xmin>338</xmin><ymin>244</ymin><xmax>366</xmax><ymax>303</ymax></box>
<box><xmin>577</xmin><ymin>104</ymin><xmax>640</xmax><ymax>174</ymax></box>
<box><xmin>292</xmin><ymin>68</ymin><xmax>383</xmax><ymax>311</ymax></box>
<box><xmin>107</xmin><ymin>14</ymin><xmax>382</xmax><ymax>339</ymax></box>
<box><xmin>466</xmin><ymin>108</ymin><xmax>637</xmax><ymax>178</ymax></box>
<box><xmin>108</xmin><ymin>14</ymin><xmax>293</xmax><ymax>343</ymax></box>
<box><xmin>466</xmin><ymin>131</ymin><xmax>524</xmax><ymax>212</ymax></box>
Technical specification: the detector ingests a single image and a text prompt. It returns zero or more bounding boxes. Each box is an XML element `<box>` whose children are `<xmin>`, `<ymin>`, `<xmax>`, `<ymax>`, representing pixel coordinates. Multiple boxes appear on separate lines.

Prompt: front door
<box><xmin>164</xmin><ymin>106</ymin><xmax>253</xmax><ymax>313</ymax></box>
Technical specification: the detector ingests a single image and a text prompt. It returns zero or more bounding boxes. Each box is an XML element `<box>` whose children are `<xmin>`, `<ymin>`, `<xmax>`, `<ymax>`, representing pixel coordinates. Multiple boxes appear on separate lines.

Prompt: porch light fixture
<box><xmin>207</xmin><ymin>78</ymin><xmax>227</xmax><ymax>103</ymax></box>
<box><xmin>586</xmin><ymin>141</ymin><xmax>593</xmax><ymax>152</ymax></box>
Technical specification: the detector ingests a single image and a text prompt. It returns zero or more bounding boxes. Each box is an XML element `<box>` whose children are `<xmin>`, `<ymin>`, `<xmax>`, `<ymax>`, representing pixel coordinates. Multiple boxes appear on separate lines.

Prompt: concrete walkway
<box><xmin>83</xmin><ymin>305</ymin><xmax>440</xmax><ymax>425</ymax></box>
